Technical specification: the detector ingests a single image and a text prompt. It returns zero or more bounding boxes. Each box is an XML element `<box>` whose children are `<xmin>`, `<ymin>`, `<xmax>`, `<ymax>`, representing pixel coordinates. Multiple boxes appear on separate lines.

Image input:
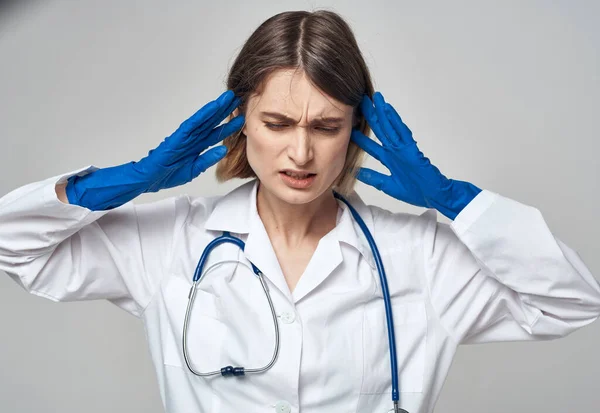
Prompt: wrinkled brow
<box><xmin>259</xmin><ymin>111</ymin><xmax>345</xmax><ymax>124</ymax></box>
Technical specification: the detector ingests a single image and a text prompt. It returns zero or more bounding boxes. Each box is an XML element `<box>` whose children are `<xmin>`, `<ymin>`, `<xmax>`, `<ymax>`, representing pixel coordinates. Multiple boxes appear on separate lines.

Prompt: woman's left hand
<box><xmin>350</xmin><ymin>91</ymin><xmax>482</xmax><ymax>220</ymax></box>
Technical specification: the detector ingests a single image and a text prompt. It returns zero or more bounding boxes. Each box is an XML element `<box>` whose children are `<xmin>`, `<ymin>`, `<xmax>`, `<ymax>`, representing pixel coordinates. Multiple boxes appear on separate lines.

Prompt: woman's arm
<box><xmin>351</xmin><ymin>91</ymin><xmax>600</xmax><ymax>342</ymax></box>
<box><xmin>0</xmin><ymin>166</ymin><xmax>189</xmax><ymax>317</ymax></box>
<box><xmin>425</xmin><ymin>190</ymin><xmax>600</xmax><ymax>344</ymax></box>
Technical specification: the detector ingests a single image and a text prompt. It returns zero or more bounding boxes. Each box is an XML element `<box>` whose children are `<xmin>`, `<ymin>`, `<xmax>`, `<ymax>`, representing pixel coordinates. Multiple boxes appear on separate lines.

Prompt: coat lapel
<box><xmin>243</xmin><ymin>216</ymin><xmax>293</xmax><ymax>302</ymax></box>
<box><xmin>291</xmin><ymin>192</ymin><xmax>377</xmax><ymax>302</ymax></box>
<box><xmin>203</xmin><ymin>179</ymin><xmax>377</xmax><ymax>304</ymax></box>
<box><xmin>203</xmin><ymin>179</ymin><xmax>292</xmax><ymax>301</ymax></box>
<box><xmin>291</xmin><ymin>228</ymin><xmax>343</xmax><ymax>302</ymax></box>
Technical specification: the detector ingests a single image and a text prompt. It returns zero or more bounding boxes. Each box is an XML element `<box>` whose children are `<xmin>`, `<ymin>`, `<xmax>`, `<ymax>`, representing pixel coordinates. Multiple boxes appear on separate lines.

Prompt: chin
<box><xmin>278</xmin><ymin>185</ymin><xmax>322</xmax><ymax>205</ymax></box>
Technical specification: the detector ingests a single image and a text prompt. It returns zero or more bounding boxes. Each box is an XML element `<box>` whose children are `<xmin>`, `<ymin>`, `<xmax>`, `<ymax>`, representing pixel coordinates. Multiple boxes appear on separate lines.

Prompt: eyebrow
<box><xmin>259</xmin><ymin>111</ymin><xmax>345</xmax><ymax>125</ymax></box>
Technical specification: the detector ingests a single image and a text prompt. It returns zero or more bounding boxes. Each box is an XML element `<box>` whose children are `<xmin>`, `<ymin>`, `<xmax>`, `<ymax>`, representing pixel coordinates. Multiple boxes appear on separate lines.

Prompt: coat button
<box><xmin>279</xmin><ymin>311</ymin><xmax>296</xmax><ymax>324</ymax></box>
<box><xmin>275</xmin><ymin>400</ymin><xmax>291</xmax><ymax>413</ymax></box>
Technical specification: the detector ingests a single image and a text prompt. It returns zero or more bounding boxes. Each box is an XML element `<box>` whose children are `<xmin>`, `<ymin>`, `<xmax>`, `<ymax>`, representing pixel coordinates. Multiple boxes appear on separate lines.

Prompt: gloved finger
<box><xmin>185</xmin><ymin>92</ymin><xmax>241</xmax><ymax>144</ymax></box>
<box><xmin>384</xmin><ymin>102</ymin><xmax>415</xmax><ymax>146</ymax></box>
<box><xmin>359</xmin><ymin>94</ymin><xmax>391</xmax><ymax>146</ymax></box>
<box><xmin>178</xmin><ymin>101</ymin><xmax>219</xmax><ymax>136</ymax></box>
<box><xmin>197</xmin><ymin>114</ymin><xmax>245</xmax><ymax>151</ymax></box>
<box><xmin>191</xmin><ymin>145</ymin><xmax>228</xmax><ymax>177</ymax></box>
<box><xmin>350</xmin><ymin>129</ymin><xmax>384</xmax><ymax>163</ymax></box>
<box><xmin>154</xmin><ymin>110</ymin><xmax>239</xmax><ymax>165</ymax></box>
<box><xmin>356</xmin><ymin>167</ymin><xmax>393</xmax><ymax>192</ymax></box>
<box><xmin>199</xmin><ymin>92</ymin><xmax>242</xmax><ymax>137</ymax></box>
<box><xmin>179</xmin><ymin>90</ymin><xmax>236</xmax><ymax>135</ymax></box>
<box><xmin>373</xmin><ymin>92</ymin><xmax>401</xmax><ymax>147</ymax></box>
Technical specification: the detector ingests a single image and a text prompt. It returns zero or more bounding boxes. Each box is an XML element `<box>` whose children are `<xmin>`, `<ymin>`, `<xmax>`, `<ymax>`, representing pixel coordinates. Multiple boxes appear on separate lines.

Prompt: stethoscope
<box><xmin>182</xmin><ymin>191</ymin><xmax>409</xmax><ymax>413</ymax></box>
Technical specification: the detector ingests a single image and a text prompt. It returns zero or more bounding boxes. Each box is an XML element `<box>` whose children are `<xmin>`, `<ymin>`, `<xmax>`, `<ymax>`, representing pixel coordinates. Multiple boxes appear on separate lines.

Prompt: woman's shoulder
<box><xmin>347</xmin><ymin>189</ymin><xmax>444</xmax><ymax>245</ymax></box>
<box><xmin>348</xmin><ymin>191</ymin><xmax>456</xmax><ymax>254</ymax></box>
<box><xmin>173</xmin><ymin>180</ymin><xmax>257</xmax><ymax>231</ymax></box>
<box><xmin>369</xmin><ymin>203</ymin><xmax>446</xmax><ymax>246</ymax></box>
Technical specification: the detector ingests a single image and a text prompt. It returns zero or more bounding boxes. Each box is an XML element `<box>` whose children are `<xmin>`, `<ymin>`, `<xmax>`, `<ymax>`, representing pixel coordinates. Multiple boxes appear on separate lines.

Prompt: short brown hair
<box><xmin>216</xmin><ymin>10</ymin><xmax>375</xmax><ymax>196</ymax></box>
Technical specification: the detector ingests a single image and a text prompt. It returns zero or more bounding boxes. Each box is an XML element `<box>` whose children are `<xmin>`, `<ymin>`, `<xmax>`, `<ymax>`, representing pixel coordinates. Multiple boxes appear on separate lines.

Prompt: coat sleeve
<box><xmin>0</xmin><ymin>165</ymin><xmax>191</xmax><ymax>317</ymax></box>
<box><xmin>423</xmin><ymin>189</ymin><xmax>600</xmax><ymax>344</ymax></box>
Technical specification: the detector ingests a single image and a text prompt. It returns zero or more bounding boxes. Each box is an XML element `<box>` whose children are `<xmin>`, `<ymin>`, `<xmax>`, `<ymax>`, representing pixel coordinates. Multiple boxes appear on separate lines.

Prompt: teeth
<box><xmin>285</xmin><ymin>171</ymin><xmax>310</xmax><ymax>179</ymax></box>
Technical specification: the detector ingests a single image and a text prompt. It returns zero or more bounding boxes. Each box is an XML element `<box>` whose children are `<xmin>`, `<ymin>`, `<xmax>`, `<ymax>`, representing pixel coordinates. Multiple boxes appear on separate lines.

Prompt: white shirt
<box><xmin>1</xmin><ymin>164</ymin><xmax>600</xmax><ymax>413</ymax></box>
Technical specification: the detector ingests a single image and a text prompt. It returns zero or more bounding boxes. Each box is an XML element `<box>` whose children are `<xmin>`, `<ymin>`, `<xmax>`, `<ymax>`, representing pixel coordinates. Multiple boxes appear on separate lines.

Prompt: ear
<box><xmin>232</xmin><ymin>108</ymin><xmax>247</xmax><ymax>135</ymax></box>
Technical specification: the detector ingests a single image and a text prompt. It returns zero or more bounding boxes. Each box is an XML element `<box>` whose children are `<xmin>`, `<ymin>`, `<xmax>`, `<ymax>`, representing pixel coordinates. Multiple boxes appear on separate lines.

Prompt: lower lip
<box><xmin>279</xmin><ymin>172</ymin><xmax>316</xmax><ymax>189</ymax></box>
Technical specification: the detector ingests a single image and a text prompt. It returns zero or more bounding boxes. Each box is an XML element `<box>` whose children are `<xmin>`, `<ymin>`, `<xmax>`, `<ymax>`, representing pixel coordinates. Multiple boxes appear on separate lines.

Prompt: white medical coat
<box><xmin>1</xmin><ymin>164</ymin><xmax>600</xmax><ymax>413</ymax></box>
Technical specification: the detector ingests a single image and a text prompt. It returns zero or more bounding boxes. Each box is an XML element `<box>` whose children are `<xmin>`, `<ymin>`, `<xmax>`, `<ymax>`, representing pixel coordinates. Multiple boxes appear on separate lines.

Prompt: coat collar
<box><xmin>203</xmin><ymin>179</ymin><xmax>377</xmax><ymax>302</ymax></box>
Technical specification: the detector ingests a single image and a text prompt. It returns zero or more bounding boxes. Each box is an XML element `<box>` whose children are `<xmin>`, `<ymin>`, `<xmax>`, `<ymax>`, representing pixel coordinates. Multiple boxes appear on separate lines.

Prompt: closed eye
<box><xmin>264</xmin><ymin>123</ymin><xmax>287</xmax><ymax>130</ymax></box>
<box><xmin>264</xmin><ymin>123</ymin><xmax>340</xmax><ymax>134</ymax></box>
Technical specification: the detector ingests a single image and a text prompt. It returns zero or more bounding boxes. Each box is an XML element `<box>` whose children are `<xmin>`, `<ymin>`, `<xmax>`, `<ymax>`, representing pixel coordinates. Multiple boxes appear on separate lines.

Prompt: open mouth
<box><xmin>279</xmin><ymin>171</ymin><xmax>317</xmax><ymax>188</ymax></box>
<box><xmin>281</xmin><ymin>171</ymin><xmax>316</xmax><ymax>179</ymax></box>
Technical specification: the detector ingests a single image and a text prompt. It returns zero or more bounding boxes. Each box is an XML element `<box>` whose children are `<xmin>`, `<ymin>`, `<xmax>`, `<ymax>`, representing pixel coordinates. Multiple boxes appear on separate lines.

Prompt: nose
<box><xmin>287</xmin><ymin>126</ymin><xmax>314</xmax><ymax>166</ymax></box>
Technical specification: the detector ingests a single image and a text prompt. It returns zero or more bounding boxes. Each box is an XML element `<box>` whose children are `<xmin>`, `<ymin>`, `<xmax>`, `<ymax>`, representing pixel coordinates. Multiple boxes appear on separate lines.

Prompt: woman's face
<box><xmin>242</xmin><ymin>68</ymin><xmax>354</xmax><ymax>205</ymax></box>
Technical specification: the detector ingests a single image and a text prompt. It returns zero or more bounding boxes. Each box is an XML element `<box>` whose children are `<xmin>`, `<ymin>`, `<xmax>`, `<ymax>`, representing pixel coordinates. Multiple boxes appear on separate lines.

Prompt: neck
<box><xmin>256</xmin><ymin>182</ymin><xmax>339</xmax><ymax>247</ymax></box>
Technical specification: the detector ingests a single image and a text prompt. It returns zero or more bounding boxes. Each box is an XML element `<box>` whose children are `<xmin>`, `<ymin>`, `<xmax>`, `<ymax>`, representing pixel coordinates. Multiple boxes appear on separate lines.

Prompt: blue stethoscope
<box><xmin>182</xmin><ymin>191</ymin><xmax>408</xmax><ymax>413</ymax></box>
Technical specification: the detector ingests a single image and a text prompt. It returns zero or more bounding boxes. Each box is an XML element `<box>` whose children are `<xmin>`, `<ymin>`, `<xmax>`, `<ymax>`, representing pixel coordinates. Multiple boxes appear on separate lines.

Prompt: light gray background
<box><xmin>1</xmin><ymin>1</ymin><xmax>598</xmax><ymax>412</ymax></box>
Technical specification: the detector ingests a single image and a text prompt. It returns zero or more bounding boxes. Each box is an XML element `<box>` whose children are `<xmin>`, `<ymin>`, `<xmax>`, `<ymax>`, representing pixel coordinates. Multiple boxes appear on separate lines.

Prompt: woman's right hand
<box><xmin>65</xmin><ymin>90</ymin><xmax>244</xmax><ymax>211</ymax></box>
<box><xmin>138</xmin><ymin>90</ymin><xmax>243</xmax><ymax>192</ymax></box>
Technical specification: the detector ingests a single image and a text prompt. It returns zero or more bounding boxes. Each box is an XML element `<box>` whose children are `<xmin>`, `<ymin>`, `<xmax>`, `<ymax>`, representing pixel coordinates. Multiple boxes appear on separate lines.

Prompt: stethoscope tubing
<box><xmin>182</xmin><ymin>191</ymin><xmax>405</xmax><ymax>412</ymax></box>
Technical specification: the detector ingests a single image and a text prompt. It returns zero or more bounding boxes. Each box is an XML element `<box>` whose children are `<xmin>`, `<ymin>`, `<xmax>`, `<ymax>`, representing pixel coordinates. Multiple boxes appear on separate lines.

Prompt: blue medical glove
<box><xmin>351</xmin><ymin>92</ymin><xmax>482</xmax><ymax>220</ymax></box>
<box><xmin>66</xmin><ymin>90</ymin><xmax>244</xmax><ymax>211</ymax></box>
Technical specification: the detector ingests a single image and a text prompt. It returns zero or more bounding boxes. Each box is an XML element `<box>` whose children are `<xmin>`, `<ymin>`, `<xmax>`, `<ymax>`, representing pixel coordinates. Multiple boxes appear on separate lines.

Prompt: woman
<box><xmin>1</xmin><ymin>10</ymin><xmax>599</xmax><ymax>413</ymax></box>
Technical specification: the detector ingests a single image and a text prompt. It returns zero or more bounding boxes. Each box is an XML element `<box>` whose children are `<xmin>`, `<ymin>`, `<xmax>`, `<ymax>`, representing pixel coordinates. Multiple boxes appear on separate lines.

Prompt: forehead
<box><xmin>248</xmin><ymin>68</ymin><xmax>352</xmax><ymax>118</ymax></box>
